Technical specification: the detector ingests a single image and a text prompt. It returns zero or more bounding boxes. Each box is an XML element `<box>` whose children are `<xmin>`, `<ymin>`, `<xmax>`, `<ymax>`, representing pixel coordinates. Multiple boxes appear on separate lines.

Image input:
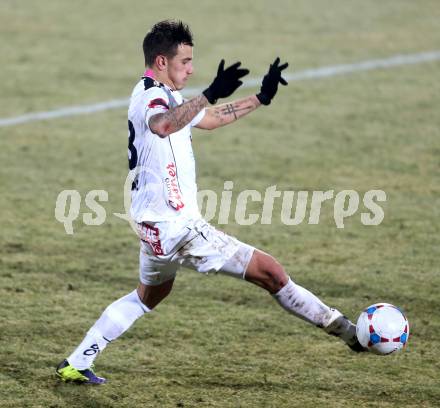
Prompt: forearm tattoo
<box><xmin>151</xmin><ymin>94</ymin><xmax>208</xmax><ymax>135</ymax></box>
<box><xmin>212</xmin><ymin>96</ymin><xmax>259</xmax><ymax>125</ymax></box>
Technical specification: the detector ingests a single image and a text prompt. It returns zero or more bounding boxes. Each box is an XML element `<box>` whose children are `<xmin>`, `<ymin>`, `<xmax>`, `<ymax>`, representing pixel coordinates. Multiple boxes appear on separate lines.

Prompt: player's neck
<box><xmin>145</xmin><ymin>68</ymin><xmax>176</xmax><ymax>91</ymax></box>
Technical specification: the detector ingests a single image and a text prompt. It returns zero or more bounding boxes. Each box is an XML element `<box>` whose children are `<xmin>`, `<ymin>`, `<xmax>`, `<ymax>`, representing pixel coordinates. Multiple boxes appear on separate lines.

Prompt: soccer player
<box><xmin>57</xmin><ymin>20</ymin><xmax>364</xmax><ymax>384</ymax></box>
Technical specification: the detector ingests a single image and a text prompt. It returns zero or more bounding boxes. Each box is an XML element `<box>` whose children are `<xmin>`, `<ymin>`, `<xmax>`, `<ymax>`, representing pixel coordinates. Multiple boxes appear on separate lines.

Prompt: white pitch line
<box><xmin>1</xmin><ymin>50</ymin><xmax>439</xmax><ymax>128</ymax></box>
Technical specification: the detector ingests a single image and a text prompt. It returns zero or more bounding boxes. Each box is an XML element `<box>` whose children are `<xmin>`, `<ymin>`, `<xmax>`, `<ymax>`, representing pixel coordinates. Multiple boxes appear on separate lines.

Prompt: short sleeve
<box><xmin>144</xmin><ymin>87</ymin><xmax>170</xmax><ymax>128</ymax></box>
<box><xmin>190</xmin><ymin>108</ymin><xmax>206</xmax><ymax>127</ymax></box>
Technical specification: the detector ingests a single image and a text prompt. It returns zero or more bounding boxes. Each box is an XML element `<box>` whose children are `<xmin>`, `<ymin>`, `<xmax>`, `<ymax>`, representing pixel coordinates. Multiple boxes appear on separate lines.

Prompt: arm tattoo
<box><xmin>223</xmin><ymin>104</ymin><xmax>238</xmax><ymax>120</ymax></box>
<box><xmin>218</xmin><ymin>103</ymin><xmax>255</xmax><ymax>119</ymax></box>
<box><xmin>150</xmin><ymin>94</ymin><xmax>208</xmax><ymax>136</ymax></box>
<box><xmin>211</xmin><ymin>96</ymin><xmax>259</xmax><ymax>126</ymax></box>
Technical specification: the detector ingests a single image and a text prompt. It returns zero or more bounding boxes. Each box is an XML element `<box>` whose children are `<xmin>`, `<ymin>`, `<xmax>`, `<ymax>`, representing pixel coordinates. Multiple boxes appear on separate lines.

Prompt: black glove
<box><xmin>256</xmin><ymin>57</ymin><xmax>288</xmax><ymax>105</ymax></box>
<box><xmin>203</xmin><ymin>60</ymin><xmax>249</xmax><ymax>104</ymax></box>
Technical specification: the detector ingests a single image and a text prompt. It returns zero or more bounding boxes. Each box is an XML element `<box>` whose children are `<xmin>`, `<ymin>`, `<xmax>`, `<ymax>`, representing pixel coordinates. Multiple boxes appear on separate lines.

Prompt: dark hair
<box><xmin>143</xmin><ymin>20</ymin><xmax>193</xmax><ymax>67</ymax></box>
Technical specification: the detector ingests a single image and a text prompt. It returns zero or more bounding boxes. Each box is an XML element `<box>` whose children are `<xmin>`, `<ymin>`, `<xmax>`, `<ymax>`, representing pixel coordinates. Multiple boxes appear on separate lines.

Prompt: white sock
<box><xmin>67</xmin><ymin>289</ymin><xmax>150</xmax><ymax>369</ymax></box>
<box><xmin>273</xmin><ymin>278</ymin><xmax>333</xmax><ymax>327</ymax></box>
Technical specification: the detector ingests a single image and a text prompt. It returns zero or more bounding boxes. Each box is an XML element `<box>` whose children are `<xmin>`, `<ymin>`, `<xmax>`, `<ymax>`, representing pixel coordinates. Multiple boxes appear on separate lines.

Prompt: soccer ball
<box><xmin>356</xmin><ymin>303</ymin><xmax>409</xmax><ymax>355</ymax></box>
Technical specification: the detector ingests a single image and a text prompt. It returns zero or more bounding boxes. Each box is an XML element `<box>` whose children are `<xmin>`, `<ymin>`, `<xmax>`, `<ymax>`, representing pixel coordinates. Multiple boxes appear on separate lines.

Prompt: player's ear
<box><xmin>155</xmin><ymin>55</ymin><xmax>167</xmax><ymax>71</ymax></box>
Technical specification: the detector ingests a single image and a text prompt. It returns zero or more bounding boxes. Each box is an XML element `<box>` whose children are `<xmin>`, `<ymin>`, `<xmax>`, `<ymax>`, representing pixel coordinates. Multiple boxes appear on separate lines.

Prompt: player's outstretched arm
<box><xmin>196</xmin><ymin>57</ymin><xmax>288</xmax><ymax>130</ymax></box>
<box><xmin>149</xmin><ymin>60</ymin><xmax>249</xmax><ymax>138</ymax></box>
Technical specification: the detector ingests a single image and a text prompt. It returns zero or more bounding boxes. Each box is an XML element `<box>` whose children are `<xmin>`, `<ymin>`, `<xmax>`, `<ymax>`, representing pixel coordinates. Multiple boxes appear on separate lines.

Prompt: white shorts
<box><xmin>136</xmin><ymin>218</ymin><xmax>254</xmax><ymax>286</ymax></box>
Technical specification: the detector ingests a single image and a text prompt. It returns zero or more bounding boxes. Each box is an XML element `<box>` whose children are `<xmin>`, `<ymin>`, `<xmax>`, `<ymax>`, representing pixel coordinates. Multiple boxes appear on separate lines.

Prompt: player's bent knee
<box><xmin>263</xmin><ymin>265</ymin><xmax>288</xmax><ymax>293</ymax></box>
<box><xmin>137</xmin><ymin>278</ymin><xmax>174</xmax><ymax>309</ymax></box>
<box><xmin>245</xmin><ymin>250</ymin><xmax>288</xmax><ymax>293</ymax></box>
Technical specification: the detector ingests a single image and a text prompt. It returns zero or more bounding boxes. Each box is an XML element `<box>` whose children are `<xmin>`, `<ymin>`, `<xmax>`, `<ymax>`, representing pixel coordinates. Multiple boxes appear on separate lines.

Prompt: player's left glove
<box><xmin>256</xmin><ymin>57</ymin><xmax>288</xmax><ymax>105</ymax></box>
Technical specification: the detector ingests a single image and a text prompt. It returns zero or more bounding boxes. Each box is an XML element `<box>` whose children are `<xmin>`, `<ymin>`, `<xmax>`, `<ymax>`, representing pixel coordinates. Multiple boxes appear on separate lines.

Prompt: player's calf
<box><xmin>245</xmin><ymin>251</ymin><xmax>366</xmax><ymax>351</ymax></box>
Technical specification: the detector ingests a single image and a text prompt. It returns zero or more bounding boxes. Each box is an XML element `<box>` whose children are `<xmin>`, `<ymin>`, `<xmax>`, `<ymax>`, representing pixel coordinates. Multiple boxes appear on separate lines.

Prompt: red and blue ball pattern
<box><xmin>366</xmin><ymin>305</ymin><xmax>408</xmax><ymax>346</ymax></box>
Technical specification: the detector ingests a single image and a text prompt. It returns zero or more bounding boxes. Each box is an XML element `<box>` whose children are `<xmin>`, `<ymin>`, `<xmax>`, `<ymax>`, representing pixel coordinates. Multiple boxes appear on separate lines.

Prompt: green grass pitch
<box><xmin>1</xmin><ymin>0</ymin><xmax>439</xmax><ymax>406</ymax></box>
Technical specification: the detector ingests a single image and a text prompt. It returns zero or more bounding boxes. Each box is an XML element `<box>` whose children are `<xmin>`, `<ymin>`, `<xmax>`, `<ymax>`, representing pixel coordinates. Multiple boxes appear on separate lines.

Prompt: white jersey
<box><xmin>127</xmin><ymin>76</ymin><xmax>205</xmax><ymax>223</ymax></box>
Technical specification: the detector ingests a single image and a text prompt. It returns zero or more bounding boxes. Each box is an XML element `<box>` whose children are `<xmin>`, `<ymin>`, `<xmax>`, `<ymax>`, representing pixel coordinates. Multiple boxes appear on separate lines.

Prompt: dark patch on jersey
<box><xmin>148</xmin><ymin>98</ymin><xmax>169</xmax><ymax>110</ymax></box>
<box><xmin>142</xmin><ymin>76</ymin><xmax>160</xmax><ymax>91</ymax></box>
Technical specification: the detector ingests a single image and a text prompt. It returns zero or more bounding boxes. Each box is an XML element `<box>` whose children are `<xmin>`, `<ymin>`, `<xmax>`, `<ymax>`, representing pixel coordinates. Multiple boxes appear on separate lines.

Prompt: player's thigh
<box><xmin>138</xmin><ymin>239</ymin><xmax>180</xmax><ymax>308</ymax></box>
<box><xmin>174</xmin><ymin>221</ymin><xmax>254</xmax><ymax>279</ymax></box>
<box><xmin>244</xmin><ymin>249</ymin><xmax>288</xmax><ymax>293</ymax></box>
<box><xmin>218</xmin><ymin>241</ymin><xmax>255</xmax><ymax>279</ymax></box>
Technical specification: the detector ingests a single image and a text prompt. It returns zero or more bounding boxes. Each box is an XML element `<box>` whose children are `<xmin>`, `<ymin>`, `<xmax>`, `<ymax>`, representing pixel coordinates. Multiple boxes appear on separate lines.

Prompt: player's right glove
<box><xmin>256</xmin><ymin>57</ymin><xmax>288</xmax><ymax>105</ymax></box>
<box><xmin>203</xmin><ymin>60</ymin><xmax>249</xmax><ymax>104</ymax></box>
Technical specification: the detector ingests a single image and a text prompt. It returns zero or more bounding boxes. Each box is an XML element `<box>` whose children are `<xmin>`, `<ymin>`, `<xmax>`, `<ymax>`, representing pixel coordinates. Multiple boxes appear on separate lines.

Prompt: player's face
<box><xmin>166</xmin><ymin>44</ymin><xmax>194</xmax><ymax>90</ymax></box>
